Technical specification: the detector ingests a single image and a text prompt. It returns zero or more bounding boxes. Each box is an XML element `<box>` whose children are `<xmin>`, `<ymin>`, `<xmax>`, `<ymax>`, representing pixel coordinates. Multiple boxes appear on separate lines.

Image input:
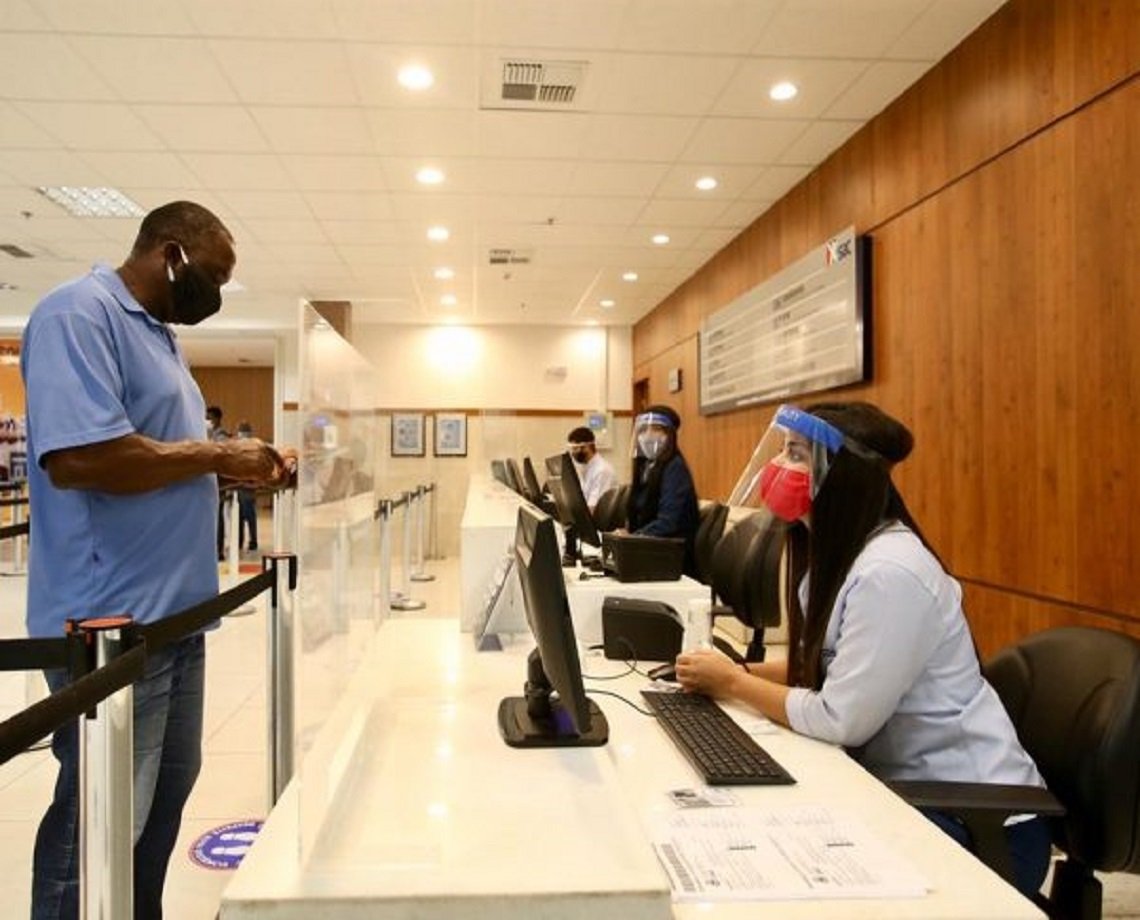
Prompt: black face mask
<box><xmin>167</xmin><ymin>246</ymin><xmax>222</xmax><ymax>325</ymax></box>
<box><xmin>570</xmin><ymin>449</ymin><xmax>590</xmax><ymax>464</ymax></box>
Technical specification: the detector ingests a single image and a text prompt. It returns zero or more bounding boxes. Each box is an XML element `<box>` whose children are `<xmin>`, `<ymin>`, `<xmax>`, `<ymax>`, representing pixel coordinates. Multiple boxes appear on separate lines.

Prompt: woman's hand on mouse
<box><xmin>675</xmin><ymin>649</ymin><xmax>745</xmax><ymax>698</ymax></box>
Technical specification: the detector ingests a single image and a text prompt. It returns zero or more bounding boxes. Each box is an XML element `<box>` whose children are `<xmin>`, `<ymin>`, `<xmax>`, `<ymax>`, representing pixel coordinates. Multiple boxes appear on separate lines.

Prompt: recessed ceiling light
<box><xmin>37</xmin><ymin>186</ymin><xmax>145</xmax><ymax>218</ymax></box>
<box><xmin>427</xmin><ymin>226</ymin><xmax>450</xmax><ymax>242</ymax></box>
<box><xmin>416</xmin><ymin>166</ymin><xmax>445</xmax><ymax>185</ymax></box>
<box><xmin>440</xmin><ymin>294</ymin><xmax>457</xmax><ymax>306</ymax></box>
<box><xmin>398</xmin><ymin>64</ymin><xmax>434</xmax><ymax>91</ymax></box>
<box><xmin>652</xmin><ymin>234</ymin><xmax>670</xmax><ymax>246</ymax></box>
<box><xmin>599</xmin><ymin>299</ymin><xmax>615</xmax><ymax>308</ymax></box>
<box><xmin>586</xmin><ymin>319</ymin><xmax>599</xmax><ymax>326</ymax></box>
<box><xmin>695</xmin><ymin>176</ymin><xmax>718</xmax><ymax>191</ymax></box>
<box><xmin>433</xmin><ymin>267</ymin><xmax>455</xmax><ymax>280</ymax></box>
<box><xmin>621</xmin><ymin>271</ymin><xmax>638</xmax><ymax>282</ymax></box>
<box><xmin>769</xmin><ymin>81</ymin><xmax>798</xmax><ymax>102</ymax></box>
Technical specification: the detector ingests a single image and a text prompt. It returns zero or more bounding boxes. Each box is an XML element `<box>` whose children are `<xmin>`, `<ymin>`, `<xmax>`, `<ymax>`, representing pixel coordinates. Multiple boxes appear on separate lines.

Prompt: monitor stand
<box><xmin>497</xmin><ymin>652</ymin><xmax>608</xmax><ymax>748</ymax></box>
<box><xmin>561</xmin><ymin>525</ymin><xmax>579</xmax><ymax>568</ymax></box>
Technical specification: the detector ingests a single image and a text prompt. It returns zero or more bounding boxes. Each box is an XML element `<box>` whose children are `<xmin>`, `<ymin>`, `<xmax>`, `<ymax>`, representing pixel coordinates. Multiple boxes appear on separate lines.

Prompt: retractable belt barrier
<box><xmin>0</xmin><ymin>556</ymin><xmax>296</xmax><ymax>918</ymax></box>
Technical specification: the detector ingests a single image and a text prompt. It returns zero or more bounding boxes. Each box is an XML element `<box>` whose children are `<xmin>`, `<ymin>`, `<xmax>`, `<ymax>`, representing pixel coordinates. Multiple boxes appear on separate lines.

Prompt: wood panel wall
<box><xmin>632</xmin><ymin>0</ymin><xmax>1140</xmax><ymax>655</ymax></box>
<box><xmin>190</xmin><ymin>367</ymin><xmax>275</xmax><ymax>444</ymax></box>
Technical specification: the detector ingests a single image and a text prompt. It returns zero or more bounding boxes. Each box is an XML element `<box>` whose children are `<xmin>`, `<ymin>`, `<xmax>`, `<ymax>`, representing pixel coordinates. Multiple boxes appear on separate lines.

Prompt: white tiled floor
<box><xmin>2</xmin><ymin>549</ymin><xmax>1139</xmax><ymax>918</ymax></box>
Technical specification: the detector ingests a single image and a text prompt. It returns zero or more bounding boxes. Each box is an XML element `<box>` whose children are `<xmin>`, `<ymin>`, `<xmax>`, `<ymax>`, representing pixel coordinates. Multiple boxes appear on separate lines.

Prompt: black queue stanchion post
<box><xmin>390</xmin><ymin>490</ymin><xmax>425</xmax><ymax>612</ymax></box>
<box><xmin>409</xmin><ymin>484</ymin><xmax>435</xmax><ymax>584</ymax></box>
<box><xmin>0</xmin><ymin>494</ymin><xmax>29</xmax><ymax>576</ymax></box>
<box><xmin>263</xmin><ymin>553</ymin><xmax>298</xmax><ymax>805</ymax></box>
<box><xmin>74</xmin><ymin>616</ymin><xmax>136</xmax><ymax>920</ymax></box>
<box><xmin>374</xmin><ymin>498</ymin><xmax>393</xmax><ymax>614</ymax></box>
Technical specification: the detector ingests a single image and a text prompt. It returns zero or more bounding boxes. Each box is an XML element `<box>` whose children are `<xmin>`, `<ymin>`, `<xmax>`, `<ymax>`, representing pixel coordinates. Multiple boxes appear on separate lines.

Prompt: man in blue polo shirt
<box><xmin>21</xmin><ymin>201</ymin><xmax>292</xmax><ymax>920</ymax></box>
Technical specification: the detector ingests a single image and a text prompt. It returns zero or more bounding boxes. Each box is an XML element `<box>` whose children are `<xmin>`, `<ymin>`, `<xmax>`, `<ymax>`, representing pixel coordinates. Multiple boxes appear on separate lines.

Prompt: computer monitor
<box><xmin>490</xmin><ymin>459</ymin><xmax>511</xmax><ymax>488</ymax></box>
<box><xmin>521</xmin><ymin>456</ymin><xmax>543</xmax><ymax>503</ymax></box>
<box><xmin>505</xmin><ymin>458</ymin><xmax>525</xmax><ymax>496</ymax></box>
<box><xmin>497</xmin><ymin>504</ymin><xmax>608</xmax><ymax>748</ymax></box>
<box><xmin>544</xmin><ymin>451</ymin><xmax>601</xmax><ymax>561</ymax></box>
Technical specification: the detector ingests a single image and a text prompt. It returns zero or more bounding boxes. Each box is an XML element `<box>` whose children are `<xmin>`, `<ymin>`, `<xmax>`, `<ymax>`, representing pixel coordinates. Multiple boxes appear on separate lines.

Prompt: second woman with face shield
<box><xmin>617</xmin><ymin>404</ymin><xmax>699</xmax><ymax>574</ymax></box>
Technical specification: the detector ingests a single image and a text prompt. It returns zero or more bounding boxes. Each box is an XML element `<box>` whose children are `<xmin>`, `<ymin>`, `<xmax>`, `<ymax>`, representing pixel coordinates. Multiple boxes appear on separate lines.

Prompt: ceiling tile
<box><xmin>741</xmin><ymin>164</ymin><xmax>812</xmax><ymax>201</ymax></box>
<box><xmin>134</xmin><ymin>105</ymin><xmax>269</xmax><ymax>154</ymax></box>
<box><xmin>0</xmin><ymin>149</ymin><xmax>113</xmax><ymax>187</ymax></box>
<box><xmin>556</xmin><ymin>196</ymin><xmax>644</xmax><ymax>226</ymax></box>
<box><xmin>346</xmin><ymin>44</ymin><xmax>480</xmax><ymax>110</ymax></box>
<box><xmin>580</xmin><ymin>114</ymin><xmax>699</xmax><ymax>162</ymax></box>
<box><xmin>476</xmin><ymin>110</ymin><xmax>591</xmax><ymax>160</ymax></box>
<box><xmin>778</xmin><ymin>119</ymin><xmax>862</xmax><ymax>165</ymax></box>
<box><xmin>241</xmin><ymin>217</ymin><xmax>329</xmax><ymax>246</ymax></box>
<box><xmin>715</xmin><ymin>199</ymin><xmax>772</xmax><ymax>228</ymax></box>
<box><xmin>304</xmin><ymin>190</ymin><xmax>396</xmax><ymax>222</ymax></box>
<box><xmin>367</xmin><ymin>110</ymin><xmax>478</xmax><ymax>158</ymax></box>
<box><xmin>331</xmin><ymin>0</ymin><xmax>477</xmax><ymax>44</ymax></box>
<box><xmin>680</xmin><ymin>117</ymin><xmax>809</xmax><ymax>165</ymax></box>
<box><xmin>281</xmin><ymin>155</ymin><xmax>388</xmax><ymax>192</ymax></box>
<box><xmin>210</xmin><ymin>40</ymin><xmax>358</xmax><ymax>106</ymax></box>
<box><xmin>0</xmin><ymin>0</ymin><xmax>52</xmax><ymax>29</ymax></box>
<box><xmin>616</xmin><ymin>0</ymin><xmax>781</xmax><ymax>54</ymax></box>
<box><xmin>824</xmin><ymin>60</ymin><xmax>934</xmax><ymax>120</ymax></box>
<box><xmin>0</xmin><ymin>102</ymin><xmax>61</xmax><ymax>149</ymax></box>
<box><xmin>635</xmin><ymin>198</ymin><xmax>731</xmax><ymax>228</ymax></box>
<box><xmin>320</xmin><ymin>221</ymin><xmax>408</xmax><ymax>246</ymax></box>
<box><xmin>0</xmin><ymin>34</ymin><xmax>116</xmax><ymax>101</ymax></box>
<box><xmin>713</xmin><ymin>57</ymin><xmax>870</xmax><ymax>119</ymax></box>
<box><xmin>385</xmin><ymin>192</ymin><xmax>475</xmax><ymax>224</ymax></box>
<box><xmin>567</xmin><ymin>161</ymin><xmax>668</xmax><ymax>197</ymax></box>
<box><xmin>750</xmin><ymin>0</ymin><xmax>930</xmax><ymax>58</ymax></box>
<box><xmin>478</xmin><ymin>0</ymin><xmax>626</xmax><ymax>49</ymax></box>
<box><xmin>886</xmin><ymin>0</ymin><xmax>1005</xmax><ymax>59</ymax></box>
<box><xmin>178</xmin><ymin>152</ymin><xmax>293</xmax><ymax>190</ymax></box>
<box><xmin>70</xmin><ymin>35</ymin><xmax>237</xmax><ymax>103</ymax></box>
<box><xmin>184</xmin><ymin>0</ymin><xmax>340</xmax><ymax>39</ymax></box>
<box><xmin>592</xmin><ymin>52</ymin><xmax>740</xmax><ymax>116</ymax></box>
<box><xmin>253</xmin><ymin>107</ymin><xmax>375</xmax><ymax>156</ymax></box>
<box><xmin>79</xmin><ymin>151</ymin><xmax>207</xmax><ymax>189</ymax></box>
<box><xmin>378</xmin><ymin>157</ymin><xmax>478</xmax><ymax>193</ymax></box>
<box><xmin>655</xmin><ymin>163</ymin><xmax>765</xmax><ymax>198</ymax></box>
<box><xmin>15</xmin><ymin>102</ymin><xmax>165</xmax><ymax>151</ymax></box>
<box><xmin>474</xmin><ymin>159</ymin><xmax>578</xmax><ymax>196</ymax></box>
<box><xmin>212</xmin><ymin>190</ymin><xmax>311</xmax><ymax>221</ymax></box>
<box><xmin>36</xmin><ymin>0</ymin><xmax>197</xmax><ymax>34</ymax></box>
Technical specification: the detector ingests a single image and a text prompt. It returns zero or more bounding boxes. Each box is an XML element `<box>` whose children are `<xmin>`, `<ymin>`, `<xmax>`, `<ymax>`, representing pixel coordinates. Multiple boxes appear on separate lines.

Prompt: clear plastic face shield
<box><xmin>726</xmin><ymin>405</ymin><xmax>845</xmax><ymax>522</ymax></box>
<box><xmin>630</xmin><ymin>410</ymin><xmax>675</xmax><ymax>462</ymax></box>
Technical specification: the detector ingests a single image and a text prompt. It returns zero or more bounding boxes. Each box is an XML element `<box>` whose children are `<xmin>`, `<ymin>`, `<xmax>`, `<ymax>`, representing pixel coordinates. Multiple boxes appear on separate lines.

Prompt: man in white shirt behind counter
<box><xmin>567</xmin><ymin>426</ymin><xmax>618</xmax><ymax>511</ymax></box>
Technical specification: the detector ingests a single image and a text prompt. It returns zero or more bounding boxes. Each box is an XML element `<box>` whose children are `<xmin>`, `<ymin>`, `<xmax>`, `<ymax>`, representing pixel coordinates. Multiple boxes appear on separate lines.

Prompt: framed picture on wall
<box><xmin>391</xmin><ymin>412</ymin><xmax>425</xmax><ymax>457</ymax></box>
<box><xmin>434</xmin><ymin>413</ymin><xmax>467</xmax><ymax>457</ymax></box>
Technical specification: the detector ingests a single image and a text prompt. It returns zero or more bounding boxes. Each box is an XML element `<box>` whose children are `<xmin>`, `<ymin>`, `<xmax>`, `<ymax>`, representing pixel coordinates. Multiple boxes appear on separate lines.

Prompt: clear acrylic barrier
<box><xmin>293</xmin><ymin>304</ymin><xmax>382</xmax><ymax>860</ymax></box>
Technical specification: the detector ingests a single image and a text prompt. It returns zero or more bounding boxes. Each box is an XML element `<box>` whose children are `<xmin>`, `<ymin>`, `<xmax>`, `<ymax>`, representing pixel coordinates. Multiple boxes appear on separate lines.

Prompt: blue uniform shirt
<box><xmin>21</xmin><ymin>264</ymin><xmax>219</xmax><ymax>637</ymax></box>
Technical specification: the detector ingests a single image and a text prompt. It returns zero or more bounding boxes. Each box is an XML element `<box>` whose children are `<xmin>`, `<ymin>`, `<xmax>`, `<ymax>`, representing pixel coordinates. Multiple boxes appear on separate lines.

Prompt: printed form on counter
<box><xmin>651</xmin><ymin>805</ymin><xmax>929</xmax><ymax>902</ymax></box>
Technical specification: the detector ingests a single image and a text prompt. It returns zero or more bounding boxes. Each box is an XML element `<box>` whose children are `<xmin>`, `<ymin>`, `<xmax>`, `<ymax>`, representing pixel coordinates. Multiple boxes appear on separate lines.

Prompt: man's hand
<box><xmin>218</xmin><ymin>440</ymin><xmax>296</xmax><ymax>489</ymax></box>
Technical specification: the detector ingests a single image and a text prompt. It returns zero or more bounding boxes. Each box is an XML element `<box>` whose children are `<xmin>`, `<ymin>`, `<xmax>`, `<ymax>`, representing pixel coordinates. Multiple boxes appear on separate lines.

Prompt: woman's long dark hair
<box><xmin>784</xmin><ymin>402</ymin><xmax>930</xmax><ymax>690</ymax></box>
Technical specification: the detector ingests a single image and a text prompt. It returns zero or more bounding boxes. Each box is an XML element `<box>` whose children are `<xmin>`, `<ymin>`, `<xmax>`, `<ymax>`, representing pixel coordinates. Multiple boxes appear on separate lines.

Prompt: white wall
<box><xmin>351</xmin><ymin>323</ymin><xmax>632</xmax><ymax>412</ymax></box>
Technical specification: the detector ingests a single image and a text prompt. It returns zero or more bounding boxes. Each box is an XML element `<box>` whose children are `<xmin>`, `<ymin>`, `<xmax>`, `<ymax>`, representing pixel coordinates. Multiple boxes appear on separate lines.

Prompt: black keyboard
<box><xmin>641</xmin><ymin>691</ymin><xmax>795</xmax><ymax>786</ymax></box>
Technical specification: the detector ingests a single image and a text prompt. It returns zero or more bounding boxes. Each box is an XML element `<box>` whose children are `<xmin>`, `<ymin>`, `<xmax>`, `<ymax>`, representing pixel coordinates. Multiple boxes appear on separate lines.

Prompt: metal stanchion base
<box><xmin>391</xmin><ymin>597</ymin><xmax>426</xmax><ymax>611</ymax></box>
<box><xmin>410</xmin><ymin>573</ymin><xmax>436</xmax><ymax>582</ymax></box>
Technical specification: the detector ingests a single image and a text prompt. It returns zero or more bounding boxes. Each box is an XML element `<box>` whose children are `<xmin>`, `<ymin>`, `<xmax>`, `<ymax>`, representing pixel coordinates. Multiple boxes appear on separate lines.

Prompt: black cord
<box><xmin>585</xmin><ymin>688</ymin><xmax>657</xmax><ymax>717</ymax></box>
<box><xmin>581</xmin><ymin>659</ymin><xmax>636</xmax><ymax>681</ymax></box>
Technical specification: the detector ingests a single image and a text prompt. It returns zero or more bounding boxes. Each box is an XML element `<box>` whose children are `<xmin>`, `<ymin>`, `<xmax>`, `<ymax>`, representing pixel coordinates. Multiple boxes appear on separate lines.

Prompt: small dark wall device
<box><xmin>601</xmin><ymin>596</ymin><xmax>683</xmax><ymax>662</ymax></box>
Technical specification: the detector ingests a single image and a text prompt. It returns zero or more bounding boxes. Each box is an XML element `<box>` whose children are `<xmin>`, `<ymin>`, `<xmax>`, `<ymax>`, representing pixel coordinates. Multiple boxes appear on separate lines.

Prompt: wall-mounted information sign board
<box><xmin>699</xmin><ymin>227</ymin><xmax>871</xmax><ymax>415</ymax></box>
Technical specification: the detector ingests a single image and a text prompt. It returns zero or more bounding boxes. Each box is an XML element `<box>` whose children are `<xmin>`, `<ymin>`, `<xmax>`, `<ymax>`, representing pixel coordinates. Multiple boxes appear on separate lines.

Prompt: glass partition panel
<box><xmin>294</xmin><ymin>304</ymin><xmax>381</xmax><ymax>859</ymax></box>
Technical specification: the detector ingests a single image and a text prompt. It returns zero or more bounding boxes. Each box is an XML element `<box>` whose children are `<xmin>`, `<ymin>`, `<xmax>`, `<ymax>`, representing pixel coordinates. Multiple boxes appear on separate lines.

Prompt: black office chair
<box><xmin>592</xmin><ymin>484</ymin><xmax>629</xmax><ymax>533</ymax></box>
<box><xmin>707</xmin><ymin>512</ymin><xmax>784</xmax><ymax>662</ymax></box>
<box><xmin>693</xmin><ymin>500</ymin><xmax>729</xmax><ymax>586</ymax></box>
<box><xmin>891</xmin><ymin>626</ymin><xmax>1140</xmax><ymax>919</ymax></box>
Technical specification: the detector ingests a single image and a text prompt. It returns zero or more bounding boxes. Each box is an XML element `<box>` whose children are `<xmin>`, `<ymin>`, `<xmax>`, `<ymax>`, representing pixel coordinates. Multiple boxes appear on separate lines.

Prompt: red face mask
<box><xmin>759</xmin><ymin>462</ymin><xmax>812</xmax><ymax>522</ymax></box>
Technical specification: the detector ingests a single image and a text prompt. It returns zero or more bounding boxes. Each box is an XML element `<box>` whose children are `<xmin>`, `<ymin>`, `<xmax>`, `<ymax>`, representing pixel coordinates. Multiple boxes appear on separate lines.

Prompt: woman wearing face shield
<box><xmin>618</xmin><ymin>405</ymin><xmax>699</xmax><ymax>573</ymax></box>
<box><xmin>675</xmin><ymin>401</ymin><xmax>1051</xmax><ymax>898</ymax></box>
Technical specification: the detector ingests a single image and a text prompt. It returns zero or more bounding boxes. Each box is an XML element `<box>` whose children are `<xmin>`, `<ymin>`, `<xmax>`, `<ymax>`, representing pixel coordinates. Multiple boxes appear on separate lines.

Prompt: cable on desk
<box><xmin>585</xmin><ymin>688</ymin><xmax>657</xmax><ymax>717</ymax></box>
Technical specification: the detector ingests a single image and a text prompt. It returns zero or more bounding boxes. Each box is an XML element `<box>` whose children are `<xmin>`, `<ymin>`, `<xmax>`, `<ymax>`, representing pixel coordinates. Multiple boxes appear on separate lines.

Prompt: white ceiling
<box><xmin>0</xmin><ymin>0</ymin><xmax>1004</xmax><ymax>360</ymax></box>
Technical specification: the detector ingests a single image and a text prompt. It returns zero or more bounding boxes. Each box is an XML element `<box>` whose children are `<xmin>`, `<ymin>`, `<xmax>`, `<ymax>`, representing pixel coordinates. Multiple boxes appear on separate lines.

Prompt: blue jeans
<box><xmin>32</xmin><ymin>634</ymin><xmax>205</xmax><ymax>920</ymax></box>
<box><xmin>922</xmin><ymin>807</ymin><xmax>1052</xmax><ymax>898</ymax></box>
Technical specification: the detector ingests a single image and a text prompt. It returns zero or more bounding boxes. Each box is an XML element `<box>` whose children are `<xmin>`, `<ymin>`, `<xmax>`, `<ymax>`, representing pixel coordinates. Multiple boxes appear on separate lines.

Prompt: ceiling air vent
<box><xmin>482</xmin><ymin>58</ymin><xmax>589</xmax><ymax>111</ymax></box>
<box><xmin>488</xmin><ymin>248</ymin><xmax>533</xmax><ymax>266</ymax></box>
<box><xmin>0</xmin><ymin>244</ymin><xmax>34</xmax><ymax>259</ymax></box>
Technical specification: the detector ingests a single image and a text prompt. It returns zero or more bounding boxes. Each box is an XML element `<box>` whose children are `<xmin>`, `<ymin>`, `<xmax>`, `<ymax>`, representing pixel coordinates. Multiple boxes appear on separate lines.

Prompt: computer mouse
<box><xmin>647</xmin><ymin>662</ymin><xmax>678</xmax><ymax>682</ymax></box>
